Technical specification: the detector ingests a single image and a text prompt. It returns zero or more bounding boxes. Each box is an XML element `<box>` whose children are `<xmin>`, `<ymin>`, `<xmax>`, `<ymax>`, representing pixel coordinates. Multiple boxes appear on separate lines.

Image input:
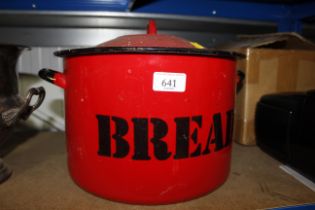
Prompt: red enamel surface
<box><xmin>54</xmin><ymin>72</ymin><xmax>67</xmax><ymax>89</ymax></box>
<box><xmin>58</xmin><ymin>53</ymin><xmax>237</xmax><ymax>204</ymax></box>
<box><xmin>97</xmin><ymin>20</ymin><xmax>195</xmax><ymax>49</ymax></box>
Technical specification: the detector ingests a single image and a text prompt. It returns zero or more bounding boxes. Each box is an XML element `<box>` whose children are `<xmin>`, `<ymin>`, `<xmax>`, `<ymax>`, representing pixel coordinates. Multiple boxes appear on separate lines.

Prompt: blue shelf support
<box><xmin>0</xmin><ymin>0</ymin><xmax>134</xmax><ymax>11</ymax></box>
<box><xmin>278</xmin><ymin>18</ymin><xmax>302</xmax><ymax>33</ymax></box>
<box><xmin>0</xmin><ymin>0</ymin><xmax>314</xmax><ymax>33</ymax></box>
<box><xmin>276</xmin><ymin>1</ymin><xmax>315</xmax><ymax>33</ymax></box>
<box><xmin>131</xmin><ymin>0</ymin><xmax>315</xmax><ymax>33</ymax></box>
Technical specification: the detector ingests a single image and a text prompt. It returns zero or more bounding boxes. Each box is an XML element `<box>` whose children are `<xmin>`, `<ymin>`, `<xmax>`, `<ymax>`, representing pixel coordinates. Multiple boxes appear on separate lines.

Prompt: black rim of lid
<box><xmin>55</xmin><ymin>47</ymin><xmax>244</xmax><ymax>59</ymax></box>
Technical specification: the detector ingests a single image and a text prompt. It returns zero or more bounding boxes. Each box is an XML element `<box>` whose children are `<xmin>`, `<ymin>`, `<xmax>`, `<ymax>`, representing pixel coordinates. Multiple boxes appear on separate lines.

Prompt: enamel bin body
<box><xmin>39</xmin><ymin>21</ymin><xmax>240</xmax><ymax>204</ymax></box>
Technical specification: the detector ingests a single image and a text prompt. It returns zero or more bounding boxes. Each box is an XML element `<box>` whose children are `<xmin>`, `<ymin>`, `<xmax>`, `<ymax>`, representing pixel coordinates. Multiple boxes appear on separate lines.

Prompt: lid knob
<box><xmin>147</xmin><ymin>20</ymin><xmax>157</xmax><ymax>35</ymax></box>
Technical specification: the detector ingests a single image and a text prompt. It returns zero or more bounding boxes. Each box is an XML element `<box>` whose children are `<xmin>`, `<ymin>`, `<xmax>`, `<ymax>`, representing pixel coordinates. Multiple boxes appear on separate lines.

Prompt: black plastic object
<box><xmin>255</xmin><ymin>90</ymin><xmax>315</xmax><ymax>181</ymax></box>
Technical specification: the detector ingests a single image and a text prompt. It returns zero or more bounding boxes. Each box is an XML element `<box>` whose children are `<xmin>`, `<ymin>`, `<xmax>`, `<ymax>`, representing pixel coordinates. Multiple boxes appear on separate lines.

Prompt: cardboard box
<box><xmin>217</xmin><ymin>33</ymin><xmax>315</xmax><ymax>145</ymax></box>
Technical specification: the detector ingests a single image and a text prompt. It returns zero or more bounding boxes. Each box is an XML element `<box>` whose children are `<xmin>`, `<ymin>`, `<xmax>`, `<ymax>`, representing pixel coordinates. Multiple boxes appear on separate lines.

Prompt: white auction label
<box><xmin>153</xmin><ymin>72</ymin><xmax>186</xmax><ymax>92</ymax></box>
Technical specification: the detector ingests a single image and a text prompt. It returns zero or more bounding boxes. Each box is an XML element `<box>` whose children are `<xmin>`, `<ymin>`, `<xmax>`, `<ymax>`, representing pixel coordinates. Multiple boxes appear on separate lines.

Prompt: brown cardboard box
<box><xmin>218</xmin><ymin>33</ymin><xmax>315</xmax><ymax>145</ymax></box>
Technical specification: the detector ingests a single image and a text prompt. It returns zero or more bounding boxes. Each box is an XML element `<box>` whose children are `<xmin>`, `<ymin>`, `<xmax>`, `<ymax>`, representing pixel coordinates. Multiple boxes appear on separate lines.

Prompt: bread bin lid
<box><xmin>55</xmin><ymin>20</ymin><xmax>242</xmax><ymax>60</ymax></box>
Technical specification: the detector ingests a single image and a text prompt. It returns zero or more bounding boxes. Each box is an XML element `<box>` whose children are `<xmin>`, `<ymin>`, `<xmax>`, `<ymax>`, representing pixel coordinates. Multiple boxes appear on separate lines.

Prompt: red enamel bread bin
<box><xmin>38</xmin><ymin>20</ymin><xmax>242</xmax><ymax>204</ymax></box>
